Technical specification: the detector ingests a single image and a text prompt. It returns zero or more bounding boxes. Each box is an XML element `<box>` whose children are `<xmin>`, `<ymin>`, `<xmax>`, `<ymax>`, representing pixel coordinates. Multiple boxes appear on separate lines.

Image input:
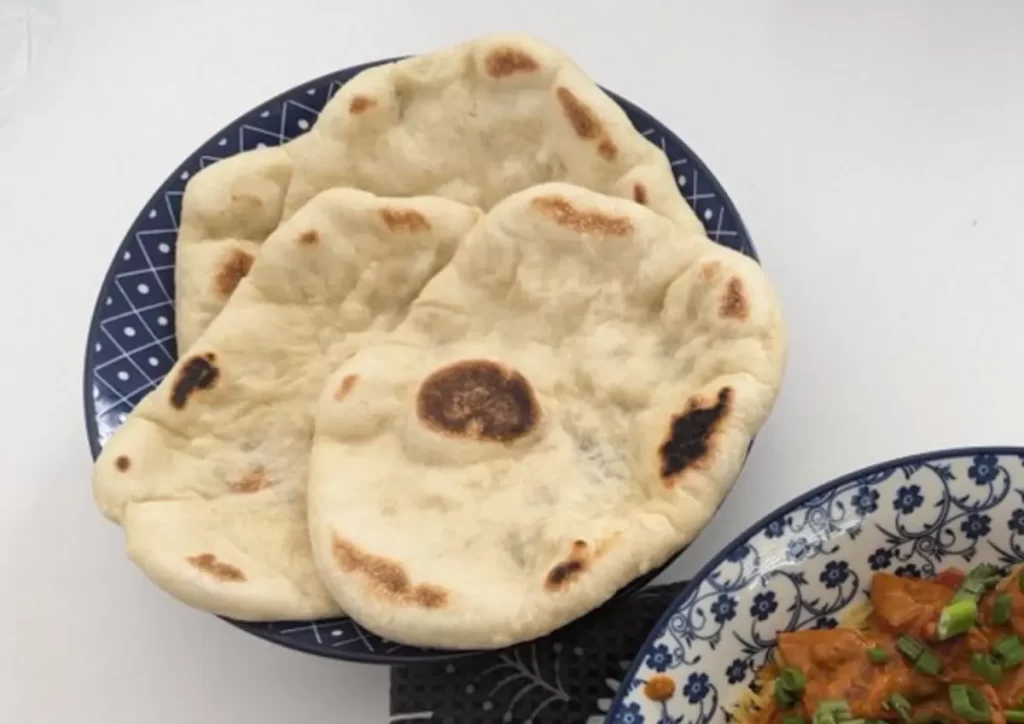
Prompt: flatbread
<box><xmin>307</xmin><ymin>183</ymin><xmax>787</xmax><ymax>649</ymax></box>
<box><xmin>93</xmin><ymin>188</ymin><xmax>480</xmax><ymax>621</ymax></box>
<box><xmin>174</xmin><ymin>146</ymin><xmax>294</xmax><ymax>349</ymax></box>
<box><xmin>175</xmin><ymin>33</ymin><xmax>702</xmax><ymax>344</ymax></box>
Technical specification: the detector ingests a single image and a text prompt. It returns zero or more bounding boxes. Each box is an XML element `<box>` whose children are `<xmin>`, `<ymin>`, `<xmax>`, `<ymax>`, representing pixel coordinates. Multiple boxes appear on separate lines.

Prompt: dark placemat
<box><xmin>389</xmin><ymin>582</ymin><xmax>686</xmax><ymax>724</ymax></box>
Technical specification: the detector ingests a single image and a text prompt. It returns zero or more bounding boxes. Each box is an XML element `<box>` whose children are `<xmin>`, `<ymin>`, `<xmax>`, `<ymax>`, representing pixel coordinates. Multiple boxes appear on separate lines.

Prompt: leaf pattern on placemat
<box><xmin>389</xmin><ymin>583</ymin><xmax>686</xmax><ymax>724</ymax></box>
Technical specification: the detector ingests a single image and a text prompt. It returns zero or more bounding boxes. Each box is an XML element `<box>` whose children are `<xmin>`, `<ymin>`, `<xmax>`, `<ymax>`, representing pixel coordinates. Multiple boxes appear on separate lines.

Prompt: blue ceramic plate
<box><xmin>604</xmin><ymin>447</ymin><xmax>1024</xmax><ymax>723</ymax></box>
<box><xmin>82</xmin><ymin>59</ymin><xmax>757</xmax><ymax>664</ymax></box>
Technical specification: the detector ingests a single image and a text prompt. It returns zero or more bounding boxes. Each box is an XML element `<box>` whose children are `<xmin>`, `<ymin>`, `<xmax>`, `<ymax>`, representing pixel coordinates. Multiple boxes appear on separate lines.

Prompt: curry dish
<box><xmin>742</xmin><ymin>565</ymin><xmax>1024</xmax><ymax>724</ymax></box>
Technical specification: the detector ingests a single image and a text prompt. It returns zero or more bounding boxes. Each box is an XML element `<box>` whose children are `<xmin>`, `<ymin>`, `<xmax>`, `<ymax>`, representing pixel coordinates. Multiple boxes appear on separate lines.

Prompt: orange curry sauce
<box><xmin>749</xmin><ymin>568</ymin><xmax>1024</xmax><ymax>724</ymax></box>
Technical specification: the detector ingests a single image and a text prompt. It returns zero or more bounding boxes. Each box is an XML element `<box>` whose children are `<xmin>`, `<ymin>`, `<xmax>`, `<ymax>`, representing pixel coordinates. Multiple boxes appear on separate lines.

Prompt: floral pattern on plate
<box><xmin>606</xmin><ymin>448</ymin><xmax>1024</xmax><ymax>723</ymax></box>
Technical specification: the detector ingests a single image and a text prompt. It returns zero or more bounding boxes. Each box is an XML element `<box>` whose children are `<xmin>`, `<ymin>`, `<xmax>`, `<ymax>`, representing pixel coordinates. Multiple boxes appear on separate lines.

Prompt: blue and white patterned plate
<box><xmin>605</xmin><ymin>447</ymin><xmax>1024</xmax><ymax>723</ymax></box>
<box><xmin>82</xmin><ymin>59</ymin><xmax>757</xmax><ymax>664</ymax></box>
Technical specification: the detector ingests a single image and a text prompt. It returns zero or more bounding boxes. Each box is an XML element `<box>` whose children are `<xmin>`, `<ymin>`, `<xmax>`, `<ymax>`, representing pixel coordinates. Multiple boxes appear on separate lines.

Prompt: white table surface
<box><xmin>2</xmin><ymin>1</ymin><xmax>1023</xmax><ymax>721</ymax></box>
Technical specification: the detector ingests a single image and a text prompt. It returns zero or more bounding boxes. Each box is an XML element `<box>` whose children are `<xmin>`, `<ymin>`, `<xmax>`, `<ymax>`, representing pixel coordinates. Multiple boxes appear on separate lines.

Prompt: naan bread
<box><xmin>174</xmin><ymin>146</ymin><xmax>294</xmax><ymax>349</ymax></box>
<box><xmin>175</xmin><ymin>33</ymin><xmax>701</xmax><ymax>344</ymax></box>
<box><xmin>308</xmin><ymin>183</ymin><xmax>786</xmax><ymax>648</ymax></box>
<box><xmin>93</xmin><ymin>188</ymin><xmax>480</xmax><ymax>620</ymax></box>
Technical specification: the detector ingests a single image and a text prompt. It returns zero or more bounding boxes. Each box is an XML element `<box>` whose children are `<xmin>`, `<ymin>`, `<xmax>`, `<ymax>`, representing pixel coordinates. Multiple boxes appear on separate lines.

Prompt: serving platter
<box><xmin>83</xmin><ymin>58</ymin><xmax>757</xmax><ymax>663</ymax></box>
<box><xmin>605</xmin><ymin>447</ymin><xmax>1024</xmax><ymax>723</ymax></box>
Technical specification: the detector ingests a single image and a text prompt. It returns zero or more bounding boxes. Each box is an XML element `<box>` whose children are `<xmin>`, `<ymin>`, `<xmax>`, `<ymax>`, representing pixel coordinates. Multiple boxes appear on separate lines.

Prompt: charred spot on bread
<box><xmin>416</xmin><ymin>360</ymin><xmax>539</xmax><ymax>442</ymax></box>
<box><xmin>187</xmin><ymin>553</ymin><xmax>245</xmax><ymax>582</ymax></box>
<box><xmin>532</xmin><ymin>196</ymin><xmax>633</xmax><ymax>236</ymax></box>
<box><xmin>484</xmin><ymin>47</ymin><xmax>540</xmax><ymax>78</ymax></box>
<box><xmin>380</xmin><ymin>208</ymin><xmax>431</xmax><ymax>233</ymax></box>
<box><xmin>332</xmin><ymin>534</ymin><xmax>449</xmax><ymax>609</ymax></box>
<box><xmin>659</xmin><ymin>387</ymin><xmax>733</xmax><ymax>485</ymax></box>
<box><xmin>170</xmin><ymin>353</ymin><xmax>219</xmax><ymax>410</ymax></box>
<box><xmin>720</xmin><ymin>277</ymin><xmax>749</xmax><ymax>320</ymax></box>
<box><xmin>214</xmin><ymin>249</ymin><xmax>254</xmax><ymax>297</ymax></box>
<box><xmin>349</xmin><ymin>96</ymin><xmax>376</xmax><ymax>114</ymax></box>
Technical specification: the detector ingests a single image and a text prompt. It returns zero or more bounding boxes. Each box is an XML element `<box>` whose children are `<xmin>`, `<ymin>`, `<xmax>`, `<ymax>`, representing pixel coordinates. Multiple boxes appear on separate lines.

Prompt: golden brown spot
<box><xmin>214</xmin><ymin>249</ymin><xmax>254</xmax><ymax>298</ymax></box>
<box><xmin>659</xmin><ymin>387</ymin><xmax>733</xmax><ymax>487</ymax></box>
<box><xmin>349</xmin><ymin>95</ymin><xmax>376</xmax><ymax>114</ymax></box>
<box><xmin>187</xmin><ymin>553</ymin><xmax>246</xmax><ymax>582</ymax></box>
<box><xmin>417</xmin><ymin>360</ymin><xmax>539</xmax><ymax>443</ymax></box>
<box><xmin>229</xmin><ymin>466</ymin><xmax>268</xmax><ymax>494</ymax></box>
<box><xmin>699</xmin><ymin>260</ymin><xmax>721</xmax><ymax>283</ymax></box>
<box><xmin>644</xmin><ymin>674</ymin><xmax>676</xmax><ymax>702</ymax></box>
<box><xmin>597</xmin><ymin>138</ymin><xmax>618</xmax><ymax>161</ymax></box>
<box><xmin>532</xmin><ymin>196</ymin><xmax>633</xmax><ymax>236</ymax></box>
<box><xmin>229</xmin><ymin>192</ymin><xmax>261</xmax><ymax>207</ymax></box>
<box><xmin>546</xmin><ymin>559</ymin><xmax>586</xmax><ymax>590</ymax></box>
<box><xmin>720</xmin><ymin>277</ymin><xmax>749</xmax><ymax>320</ymax></box>
<box><xmin>556</xmin><ymin>87</ymin><xmax>601</xmax><ymax>139</ymax></box>
<box><xmin>114</xmin><ymin>455</ymin><xmax>131</xmax><ymax>472</ymax></box>
<box><xmin>485</xmin><ymin>47</ymin><xmax>540</xmax><ymax>78</ymax></box>
<box><xmin>545</xmin><ymin>537</ymin><xmax>617</xmax><ymax>592</ymax></box>
<box><xmin>297</xmin><ymin>229</ymin><xmax>318</xmax><ymax>245</ymax></box>
<box><xmin>334</xmin><ymin>374</ymin><xmax>359</xmax><ymax>401</ymax></box>
<box><xmin>380</xmin><ymin>207</ymin><xmax>430</xmax><ymax>233</ymax></box>
<box><xmin>170</xmin><ymin>353</ymin><xmax>219</xmax><ymax>410</ymax></box>
<box><xmin>332</xmin><ymin>534</ymin><xmax>449</xmax><ymax>608</ymax></box>
<box><xmin>632</xmin><ymin>183</ymin><xmax>648</xmax><ymax>205</ymax></box>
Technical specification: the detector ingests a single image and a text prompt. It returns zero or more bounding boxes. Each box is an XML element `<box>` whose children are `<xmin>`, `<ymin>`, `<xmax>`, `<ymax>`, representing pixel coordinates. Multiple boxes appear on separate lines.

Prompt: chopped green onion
<box><xmin>816</xmin><ymin>700</ymin><xmax>849</xmax><ymax>713</ymax></box>
<box><xmin>994</xmin><ymin>592</ymin><xmax>1013</xmax><ymax>625</ymax></box>
<box><xmin>774</xmin><ymin>665</ymin><xmax>807</xmax><ymax>708</ymax></box>
<box><xmin>812</xmin><ymin>700</ymin><xmax>851</xmax><ymax>724</ymax></box>
<box><xmin>897</xmin><ymin>634</ymin><xmax>926</xmax><ymax>661</ymax></box>
<box><xmin>782</xmin><ymin>715</ymin><xmax>808</xmax><ymax>724</ymax></box>
<box><xmin>1006</xmin><ymin>711</ymin><xmax>1024</xmax><ymax>723</ymax></box>
<box><xmin>970</xmin><ymin>652</ymin><xmax>1003</xmax><ymax>684</ymax></box>
<box><xmin>884</xmin><ymin>692</ymin><xmax>912</xmax><ymax>722</ymax></box>
<box><xmin>867</xmin><ymin>646</ymin><xmax>890</xmax><ymax>664</ymax></box>
<box><xmin>773</xmin><ymin>678</ymin><xmax>797</xmax><ymax>708</ymax></box>
<box><xmin>956</xmin><ymin>582</ymin><xmax>988</xmax><ymax>602</ymax></box>
<box><xmin>995</xmin><ymin>634</ymin><xmax>1024</xmax><ymax>668</ymax></box>
<box><xmin>949</xmin><ymin>683</ymin><xmax>992</xmax><ymax>723</ymax></box>
<box><xmin>915</xmin><ymin>650</ymin><xmax>942</xmax><ymax>675</ymax></box>
<box><xmin>937</xmin><ymin>597</ymin><xmax>978</xmax><ymax>639</ymax></box>
<box><xmin>780</xmin><ymin>666</ymin><xmax>806</xmax><ymax>693</ymax></box>
<box><xmin>954</xmin><ymin>564</ymin><xmax>1002</xmax><ymax>603</ymax></box>
<box><xmin>967</xmin><ymin>563</ymin><xmax>1001</xmax><ymax>584</ymax></box>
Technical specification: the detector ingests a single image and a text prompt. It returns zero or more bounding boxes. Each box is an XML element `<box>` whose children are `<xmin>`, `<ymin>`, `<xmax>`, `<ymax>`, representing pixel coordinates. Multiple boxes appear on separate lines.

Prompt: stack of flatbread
<box><xmin>93</xmin><ymin>33</ymin><xmax>787</xmax><ymax>650</ymax></box>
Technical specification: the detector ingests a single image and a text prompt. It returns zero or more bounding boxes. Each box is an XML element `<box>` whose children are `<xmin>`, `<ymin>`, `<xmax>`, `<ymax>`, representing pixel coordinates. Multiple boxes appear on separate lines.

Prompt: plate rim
<box><xmin>605</xmin><ymin>444</ymin><xmax>1024</xmax><ymax>718</ymax></box>
<box><xmin>81</xmin><ymin>57</ymin><xmax>759</xmax><ymax>664</ymax></box>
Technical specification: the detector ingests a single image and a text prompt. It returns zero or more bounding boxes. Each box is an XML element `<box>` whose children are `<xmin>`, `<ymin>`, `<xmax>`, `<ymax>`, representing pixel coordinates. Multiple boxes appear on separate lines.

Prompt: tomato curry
<box><xmin>748</xmin><ymin>565</ymin><xmax>1024</xmax><ymax>724</ymax></box>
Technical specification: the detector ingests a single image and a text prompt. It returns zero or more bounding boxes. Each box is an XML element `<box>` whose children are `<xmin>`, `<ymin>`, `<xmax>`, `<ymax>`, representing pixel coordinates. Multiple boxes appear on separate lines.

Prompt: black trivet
<box><xmin>389</xmin><ymin>582</ymin><xmax>686</xmax><ymax>723</ymax></box>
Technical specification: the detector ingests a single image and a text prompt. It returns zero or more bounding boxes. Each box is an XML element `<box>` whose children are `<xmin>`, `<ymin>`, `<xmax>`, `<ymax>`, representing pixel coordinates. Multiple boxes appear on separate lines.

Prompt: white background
<box><xmin>2</xmin><ymin>1</ymin><xmax>1022</xmax><ymax>722</ymax></box>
